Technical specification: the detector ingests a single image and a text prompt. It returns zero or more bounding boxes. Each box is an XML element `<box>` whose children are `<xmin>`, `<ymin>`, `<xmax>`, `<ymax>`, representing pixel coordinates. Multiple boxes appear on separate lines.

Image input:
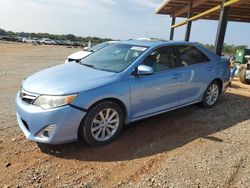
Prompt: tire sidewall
<box><xmin>79</xmin><ymin>101</ymin><xmax>124</xmax><ymax>146</ymax></box>
<box><xmin>240</xmin><ymin>68</ymin><xmax>247</xmax><ymax>84</ymax></box>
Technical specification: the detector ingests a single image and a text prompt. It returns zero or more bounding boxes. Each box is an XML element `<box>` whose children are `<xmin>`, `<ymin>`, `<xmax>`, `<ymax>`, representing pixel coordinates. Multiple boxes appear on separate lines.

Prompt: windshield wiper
<box><xmin>82</xmin><ymin>63</ymin><xmax>107</xmax><ymax>71</ymax></box>
<box><xmin>83</xmin><ymin>63</ymin><xmax>95</xmax><ymax>68</ymax></box>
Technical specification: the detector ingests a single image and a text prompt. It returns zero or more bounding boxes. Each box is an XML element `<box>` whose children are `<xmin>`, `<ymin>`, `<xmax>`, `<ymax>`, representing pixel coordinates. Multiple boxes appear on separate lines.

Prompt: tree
<box><xmin>6</xmin><ymin>31</ymin><xmax>15</xmax><ymax>37</ymax></box>
<box><xmin>0</xmin><ymin>28</ymin><xmax>7</xmax><ymax>36</ymax></box>
<box><xmin>65</xmin><ymin>34</ymin><xmax>76</xmax><ymax>41</ymax></box>
<box><xmin>203</xmin><ymin>43</ymin><xmax>248</xmax><ymax>55</ymax></box>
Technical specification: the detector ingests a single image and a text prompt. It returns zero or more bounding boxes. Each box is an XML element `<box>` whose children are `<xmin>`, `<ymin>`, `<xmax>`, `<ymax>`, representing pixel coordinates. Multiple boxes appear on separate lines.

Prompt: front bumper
<box><xmin>15</xmin><ymin>92</ymin><xmax>86</xmax><ymax>144</ymax></box>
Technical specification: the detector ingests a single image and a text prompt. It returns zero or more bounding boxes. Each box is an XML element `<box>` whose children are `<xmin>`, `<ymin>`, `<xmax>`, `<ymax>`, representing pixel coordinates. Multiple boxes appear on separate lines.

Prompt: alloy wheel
<box><xmin>206</xmin><ymin>84</ymin><xmax>219</xmax><ymax>106</ymax></box>
<box><xmin>91</xmin><ymin>108</ymin><xmax>119</xmax><ymax>141</ymax></box>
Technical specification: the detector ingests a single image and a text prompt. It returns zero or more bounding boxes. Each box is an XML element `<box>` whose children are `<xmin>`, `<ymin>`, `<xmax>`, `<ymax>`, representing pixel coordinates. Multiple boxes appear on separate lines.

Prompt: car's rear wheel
<box><xmin>201</xmin><ymin>81</ymin><xmax>220</xmax><ymax>108</ymax></box>
<box><xmin>79</xmin><ymin>101</ymin><xmax>124</xmax><ymax>146</ymax></box>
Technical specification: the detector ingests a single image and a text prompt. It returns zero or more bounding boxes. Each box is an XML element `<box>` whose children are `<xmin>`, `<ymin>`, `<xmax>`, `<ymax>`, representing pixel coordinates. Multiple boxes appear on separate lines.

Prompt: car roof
<box><xmin>118</xmin><ymin>39</ymin><xmax>197</xmax><ymax>48</ymax></box>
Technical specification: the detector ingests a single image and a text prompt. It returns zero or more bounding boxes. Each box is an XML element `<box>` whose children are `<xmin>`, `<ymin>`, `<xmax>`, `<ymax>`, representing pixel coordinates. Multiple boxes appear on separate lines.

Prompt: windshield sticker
<box><xmin>130</xmin><ymin>46</ymin><xmax>147</xmax><ymax>52</ymax></box>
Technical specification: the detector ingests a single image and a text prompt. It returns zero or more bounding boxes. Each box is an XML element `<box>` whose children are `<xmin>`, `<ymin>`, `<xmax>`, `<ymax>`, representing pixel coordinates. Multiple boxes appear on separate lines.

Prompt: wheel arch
<box><xmin>82</xmin><ymin>97</ymin><xmax>128</xmax><ymax>124</ymax></box>
<box><xmin>77</xmin><ymin>97</ymin><xmax>128</xmax><ymax>141</ymax></box>
<box><xmin>212</xmin><ymin>78</ymin><xmax>223</xmax><ymax>94</ymax></box>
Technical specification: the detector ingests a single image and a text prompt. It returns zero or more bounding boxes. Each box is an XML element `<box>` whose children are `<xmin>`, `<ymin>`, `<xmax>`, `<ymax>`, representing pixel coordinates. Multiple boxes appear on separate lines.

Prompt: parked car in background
<box><xmin>22</xmin><ymin>37</ymin><xmax>34</xmax><ymax>43</ymax></box>
<box><xmin>1</xmin><ymin>36</ymin><xmax>16</xmax><ymax>42</ymax></box>
<box><xmin>65</xmin><ymin>41</ymin><xmax>117</xmax><ymax>63</ymax></box>
<box><xmin>65</xmin><ymin>40</ymin><xmax>74</xmax><ymax>46</ymax></box>
<box><xmin>72</xmin><ymin>41</ymin><xmax>82</xmax><ymax>47</ymax></box>
<box><xmin>40</xmin><ymin>38</ymin><xmax>54</xmax><ymax>45</ymax></box>
<box><xmin>55</xmin><ymin>40</ymin><xmax>65</xmax><ymax>46</ymax></box>
<box><xmin>15</xmin><ymin>37</ymin><xmax>23</xmax><ymax>42</ymax></box>
<box><xmin>16</xmin><ymin>40</ymin><xmax>230</xmax><ymax>146</ymax></box>
<box><xmin>31</xmin><ymin>38</ymin><xmax>40</xmax><ymax>45</ymax></box>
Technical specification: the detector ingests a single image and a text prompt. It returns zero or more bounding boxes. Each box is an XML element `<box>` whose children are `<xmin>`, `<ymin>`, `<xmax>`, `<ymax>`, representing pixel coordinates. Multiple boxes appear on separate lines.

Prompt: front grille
<box><xmin>20</xmin><ymin>90</ymin><xmax>38</xmax><ymax>104</ymax></box>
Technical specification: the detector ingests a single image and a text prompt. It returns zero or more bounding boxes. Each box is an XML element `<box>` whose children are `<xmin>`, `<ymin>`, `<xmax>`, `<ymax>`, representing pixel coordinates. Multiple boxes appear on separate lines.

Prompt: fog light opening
<box><xmin>43</xmin><ymin>130</ymin><xmax>49</xmax><ymax>137</ymax></box>
<box><xmin>37</xmin><ymin>125</ymin><xmax>56</xmax><ymax>140</ymax></box>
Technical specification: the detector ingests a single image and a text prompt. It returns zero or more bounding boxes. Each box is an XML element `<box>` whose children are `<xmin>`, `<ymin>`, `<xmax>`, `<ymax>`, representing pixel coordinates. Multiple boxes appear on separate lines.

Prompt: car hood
<box><xmin>68</xmin><ymin>51</ymin><xmax>92</xmax><ymax>60</ymax></box>
<box><xmin>22</xmin><ymin>62</ymin><xmax>116</xmax><ymax>95</ymax></box>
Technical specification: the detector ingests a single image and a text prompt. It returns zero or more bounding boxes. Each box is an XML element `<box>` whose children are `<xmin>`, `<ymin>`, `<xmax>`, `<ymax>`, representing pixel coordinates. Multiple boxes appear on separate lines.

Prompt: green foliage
<box><xmin>0</xmin><ymin>28</ymin><xmax>7</xmax><ymax>36</ymax></box>
<box><xmin>0</xmin><ymin>28</ymin><xmax>112</xmax><ymax>44</ymax></box>
<box><xmin>203</xmin><ymin>43</ymin><xmax>248</xmax><ymax>55</ymax></box>
<box><xmin>1</xmin><ymin>27</ymin><xmax>247</xmax><ymax>54</ymax></box>
<box><xmin>6</xmin><ymin>31</ymin><xmax>15</xmax><ymax>37</ymax></box>
<box><xmin>203</xmin><ymin>44</ymin><xmax>214</xmax><ymax>51</ymax></box>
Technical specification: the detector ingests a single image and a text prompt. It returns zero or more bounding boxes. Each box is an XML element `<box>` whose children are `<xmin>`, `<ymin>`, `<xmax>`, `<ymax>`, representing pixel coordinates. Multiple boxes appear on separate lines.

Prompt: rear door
<box><xmin>176</xmin><ymin>45</ymin><xmax>216</xmax><ymax>104</ymax></box>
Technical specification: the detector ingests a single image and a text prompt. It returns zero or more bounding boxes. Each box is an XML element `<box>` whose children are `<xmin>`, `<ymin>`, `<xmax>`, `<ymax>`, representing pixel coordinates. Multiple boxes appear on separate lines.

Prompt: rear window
<box><xmin>177</xmin><ymin>45</ymin><xmax>210</xmax><ymax>66</ymax></box>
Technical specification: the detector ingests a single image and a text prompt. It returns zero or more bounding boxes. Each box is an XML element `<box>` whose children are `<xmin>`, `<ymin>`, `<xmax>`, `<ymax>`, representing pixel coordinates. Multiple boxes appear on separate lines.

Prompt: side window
<box><xmin>178</xmin><ymin>45</ymin><xmax>210</xmax><ymax>66</ymax></box>
<box><xmin>143</xmin><ymin>47</ymin><xmax>178</xmax><ymax>72</ymax></box>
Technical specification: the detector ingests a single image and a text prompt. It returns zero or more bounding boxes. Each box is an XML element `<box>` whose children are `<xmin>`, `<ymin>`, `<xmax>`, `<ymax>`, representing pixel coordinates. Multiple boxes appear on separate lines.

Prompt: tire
<box><xmin>36</xmin><ymin>143</ymin><xmax>55</xmax><ymax>153</ymax></box>
<box><xmin>240</xmin><ymin>68</ymin><xmax>247</xmax><ymax>84</ymax></box>
<box><xmin>79</xmin><ymin>101</ymin><xmax>124</xmax><ymax>146</ymax></box>
<box><xmin>201</xmin><ymin>81</ymin><xmax>220</xmax><ymax>108</ymax></box>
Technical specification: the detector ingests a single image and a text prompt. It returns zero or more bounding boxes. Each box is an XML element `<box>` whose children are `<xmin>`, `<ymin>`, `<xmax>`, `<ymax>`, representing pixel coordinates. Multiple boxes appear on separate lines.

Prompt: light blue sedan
<box><xmin>16</xmin><ymin>40</ymin><xmax>230</xmax><ymax>146</ymax></box>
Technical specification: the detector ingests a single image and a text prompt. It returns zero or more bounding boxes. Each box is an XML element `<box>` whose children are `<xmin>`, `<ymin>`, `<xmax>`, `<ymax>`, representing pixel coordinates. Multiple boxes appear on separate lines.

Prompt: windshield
<box><xmin>88</xmin><ymin>42</ymin><xmax>109</xmax><ymax>52</ymax></box>
<box><xmin>80</xmin><ymin>43</ymin><xmax>148</xmax><ymax>73</ymax></box>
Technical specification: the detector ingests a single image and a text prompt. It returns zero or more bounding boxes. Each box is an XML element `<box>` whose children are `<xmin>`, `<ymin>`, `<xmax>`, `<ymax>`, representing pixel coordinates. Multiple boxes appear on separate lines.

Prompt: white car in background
<box><xmin>65</xmin><ymin>41</ymin><xmax>117</xmax><ymax>63</ymax></box>
<box><xmin>40</xmin><ymin>38</ymin><xmax>54</xmax><ymax>45</ymax></box>
<box><xmin>22</xmin><ymin>38</ymin><xmax>34</xmax><ymax>43</ymax></box>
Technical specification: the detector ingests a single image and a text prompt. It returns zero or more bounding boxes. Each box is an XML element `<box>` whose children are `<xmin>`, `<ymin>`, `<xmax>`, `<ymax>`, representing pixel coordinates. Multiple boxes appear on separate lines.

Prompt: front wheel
<box><xmin>79</xmin><ymin>101</ymin><xmax>124</xmax><ymax>146</ymax></box>
<box><xmin>201</xmin><ymin>81</ymin><xmax>220</xmax><ymax>108</ymax></box>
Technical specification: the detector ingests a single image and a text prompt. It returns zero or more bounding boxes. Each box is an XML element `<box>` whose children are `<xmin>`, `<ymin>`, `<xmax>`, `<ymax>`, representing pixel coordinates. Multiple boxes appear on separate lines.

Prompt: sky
<box><xmin>0</xmin><ymin>0</ymin><xmax>249</xmax><ymax>46</ymax></box>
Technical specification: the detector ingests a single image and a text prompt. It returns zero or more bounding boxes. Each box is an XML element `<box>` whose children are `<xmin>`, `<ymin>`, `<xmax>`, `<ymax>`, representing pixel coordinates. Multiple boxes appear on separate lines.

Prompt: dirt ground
<box><xmin>0</xmin><ymin>42</ymin><xmax>249</xmax><ymax>188</ymax></box>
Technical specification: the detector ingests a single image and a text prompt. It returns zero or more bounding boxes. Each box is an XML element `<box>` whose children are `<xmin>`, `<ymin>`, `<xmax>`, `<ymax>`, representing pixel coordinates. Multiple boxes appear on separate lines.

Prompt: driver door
<box><xmin>129</xmin><ymin>46</ymin><xmax>182</xmax><ymax>120</ymax></box>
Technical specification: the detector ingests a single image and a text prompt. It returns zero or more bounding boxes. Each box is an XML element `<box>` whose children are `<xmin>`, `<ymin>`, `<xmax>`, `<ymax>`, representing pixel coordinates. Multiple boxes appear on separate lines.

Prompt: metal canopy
<box><xmin>155</xmin><ymin>0</ymin><xmax>250</xmax><ymax>56</ymax></box>
<box><xmin>156</xmin><ymin>0</ymin><xmax>250</xmax><ymax>23</ymax></box>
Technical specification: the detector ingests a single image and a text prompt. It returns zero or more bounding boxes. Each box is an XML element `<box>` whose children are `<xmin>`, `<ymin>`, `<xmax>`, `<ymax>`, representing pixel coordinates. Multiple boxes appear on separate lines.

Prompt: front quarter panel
<box><xmin>71</xmin><ymin>79</ymin><xmax>131</xmax><ymax>123</ymax></box>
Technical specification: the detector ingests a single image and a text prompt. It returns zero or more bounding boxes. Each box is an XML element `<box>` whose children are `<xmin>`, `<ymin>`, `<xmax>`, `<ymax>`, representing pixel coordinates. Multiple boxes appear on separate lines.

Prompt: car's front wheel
<box><xmin>201</xmin><ymin>81</ymin><xmax>220</xmax><ymax>108</ymax></box>
<box><xmin>79</xmin><ymin>101</ymin><xmax>124</xmax><ymax>146</ymax></box>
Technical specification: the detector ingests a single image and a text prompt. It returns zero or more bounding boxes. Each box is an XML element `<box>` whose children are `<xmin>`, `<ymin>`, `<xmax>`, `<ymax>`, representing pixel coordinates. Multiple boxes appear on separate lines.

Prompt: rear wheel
<box><xmin>201</xmin><ymin>81</ymin><xmax>220</xmax><ymax>108</ymax></box>
<box><xmin>79</xmin><ymin>101</ymin><xmax>124</xmax><ymax>146</ymax></box>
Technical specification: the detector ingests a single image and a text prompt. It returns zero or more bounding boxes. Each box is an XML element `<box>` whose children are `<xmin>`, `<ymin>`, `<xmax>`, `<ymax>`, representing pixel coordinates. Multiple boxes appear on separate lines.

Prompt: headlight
<box><xmin>33</xmin><ymin>94</ymin><xmax>77</xmax><ymax>110</ymax></box>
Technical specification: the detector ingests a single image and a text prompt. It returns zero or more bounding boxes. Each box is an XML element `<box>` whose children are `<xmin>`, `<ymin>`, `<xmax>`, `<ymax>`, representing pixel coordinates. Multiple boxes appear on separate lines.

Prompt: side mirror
<box><xmin>136</xmin><ymin>65</ymin><xmax>154</xmax><ymax>76</ymax></box>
